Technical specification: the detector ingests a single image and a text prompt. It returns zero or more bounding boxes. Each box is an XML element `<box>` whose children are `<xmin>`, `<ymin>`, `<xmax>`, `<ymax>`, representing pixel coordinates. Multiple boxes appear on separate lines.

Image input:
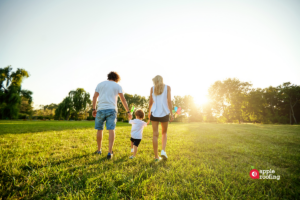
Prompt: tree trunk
<box><xmin>290</xmin><ymin>100</ymin><xmax>298</xmax><ymax>124</ymax></box>
<box><xmin>290</xmin><ymin>108</ymin><xmax>292</xmax><ymax>125</ymax></box>
<box><xmin>66</xmin><ymin>112</ymin><xmax>70</xmax><ymax>121</ymax></box>
<box><xmin>270</xmin><ymin>98</ymin><xmax>275</xmax><ymax>114</ymax></box>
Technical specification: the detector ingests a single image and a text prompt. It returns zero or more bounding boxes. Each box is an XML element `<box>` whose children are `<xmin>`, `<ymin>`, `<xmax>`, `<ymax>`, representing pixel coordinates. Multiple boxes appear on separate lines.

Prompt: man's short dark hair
<box><xmin>135</xmin><ymin>109</ymin><xmax>145</xmax><ymax>119</ymax></box>
<box><xmin>107</xmin><ymin>71</ymin><xmax>121</xmax><ymax>82</ymax></box>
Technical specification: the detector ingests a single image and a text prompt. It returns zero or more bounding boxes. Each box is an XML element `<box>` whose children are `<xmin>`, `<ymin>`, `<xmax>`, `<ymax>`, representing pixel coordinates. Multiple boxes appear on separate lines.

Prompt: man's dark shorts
<box><xmin>95</xmin><ymin>109</ymin><xmax>117</xmax><ymax>130</ymax></box>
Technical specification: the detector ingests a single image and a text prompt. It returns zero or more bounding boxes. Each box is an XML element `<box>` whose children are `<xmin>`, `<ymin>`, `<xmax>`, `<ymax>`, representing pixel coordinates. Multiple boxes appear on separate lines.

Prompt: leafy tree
<box><xmin>202</xmin><ymin>102</ymin><xmax>215</xmax><ymax>122</ymax></box>
<box><xmin>0</xmin><ymin>66</ymin><xmax>33</xmax><ymax>119</ymax></box>
<box><xmin>47</xmin><ymin>105</ymin><xmax>57</xmax><ymax>119</ymax></box>
<box><xmin>208</xmin><ymin>79</ymin><xmax>300</xmax><ymax>124</ymax></box>
<box><xmin>62</xmin><ymin>96</ymin><xmax>74</xmax><ymax>120</ymax></box>
<box><xmin>247</xmin><ymin>88</ymin><xmax>267</xmax><ymax>122</ymax></box>
<box><xmin>278</xmin><ymin>82</ymin><xmax>300</xmax><ymax>124</ymax></box>
<box><xmin>19</xmin><ymin>96</ymin><xmax>34</xmax><ymax>117</ymax></box>
<box><xmin>55</xmin><ymin>88</ymin><xmax>91</xmax><ymax>120</ymax></box>
<box><xmin>209</xmin><ymin>78</ymin><xmax>252</xmax><ymax>123</ymax></box>
<box><xmin>189</xmin><ymin>104</ymin><xmax>204</xmax><ymax>122</ymax></box>
<box><xmin>69</xmin><ymin>88</ymin><xmax>91</xmax><ymax>119</ymax></box>
<box><xmin>172</xmin><ymin>95</ymin><xmax>197</xmax><ymax>119</ymax></box>
<box><xmin>44</xmin><ymin>103</ymin><xmax>58</xmax><ymax>111</ymax></box>
<box><xmin>117</xmin><ymin>93</ymin><xmax>147</xmax><ymax>119</ymax></box>
<box><xmin>255</xmin><ymin>86</ymin><xmax>288</xmax><ymax>124</ymax></box>
<box><xmin>54</xmin><ymin>103</ymin><xmax>64</xmax><ymax>120</ymax></box>
<box><xmin>264</xmin><ymin>86</ymin><xmax>280</xmax><ymax>116</ymax></box>
<box><xmin>207</xmin><ymin>80</ymin><xmax>227</xmax><ymax>119</ymax></box>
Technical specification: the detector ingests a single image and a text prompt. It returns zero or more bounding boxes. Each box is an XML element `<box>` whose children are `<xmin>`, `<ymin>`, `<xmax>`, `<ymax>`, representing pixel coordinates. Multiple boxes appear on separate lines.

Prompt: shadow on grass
<box><xmin>1</xmin><ymin>152</ymin><xmax>168</xmax><ymax>199</ymax></box>
<box><xmin>19</xmin><ymin>153</ymin><xmax>93</xmax><ymax>171</ymax></box>
<box><xmin>0</xmin><ymin>121</ymin><xmax>131</xmax><ymax>135</ymax></box>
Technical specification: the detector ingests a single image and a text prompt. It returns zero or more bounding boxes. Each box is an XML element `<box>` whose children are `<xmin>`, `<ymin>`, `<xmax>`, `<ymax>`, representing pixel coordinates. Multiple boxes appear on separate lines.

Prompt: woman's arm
<box><xmin>167</xmin><ymin>86</ymin><xmax>174</xmax><ymax>122</ymax></box>
<box><xmin>148</xmin><ymin>87</ymin><xmax>153</xmax><ymax>119</ymax></box>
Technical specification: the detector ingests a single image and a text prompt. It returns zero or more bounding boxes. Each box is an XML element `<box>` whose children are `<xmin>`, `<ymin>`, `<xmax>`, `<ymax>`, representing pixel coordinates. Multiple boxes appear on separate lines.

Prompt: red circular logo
<box><xmin>250</xmin><ymin>169</ymin><xmax>259</xmax><ymax>179</ymax></box>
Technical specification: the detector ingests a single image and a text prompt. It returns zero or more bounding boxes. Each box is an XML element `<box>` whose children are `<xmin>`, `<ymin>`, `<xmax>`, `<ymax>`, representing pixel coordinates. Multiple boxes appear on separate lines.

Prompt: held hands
<box><xmin>127</xmin><ymin>112</ymin><xmax>132</xmax><ymax>120</ymax></box>
<box><xmin>147</xmin><ymin>112</ymin><xmax>151</xmax><ymax>125</ymax></box>
<box><xmin>170</xmin><ymin>114</ymin><xmax>174</xmax><ymax>122</ymax></box>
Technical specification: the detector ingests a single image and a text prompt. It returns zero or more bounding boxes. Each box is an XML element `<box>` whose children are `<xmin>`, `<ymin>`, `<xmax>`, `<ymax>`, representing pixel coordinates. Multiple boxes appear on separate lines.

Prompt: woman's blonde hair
<box><xmin>152</xmin><ymin>75</ymin><xmax>164</xmax><ymax>96</ymax></box>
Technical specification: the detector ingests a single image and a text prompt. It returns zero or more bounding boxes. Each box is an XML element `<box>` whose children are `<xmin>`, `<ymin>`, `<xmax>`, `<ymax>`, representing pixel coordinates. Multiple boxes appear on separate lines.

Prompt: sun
<box><xmin>193</xmin><ymin>95</ymin><xmax>208</xmax><ymax>106</ymax></box>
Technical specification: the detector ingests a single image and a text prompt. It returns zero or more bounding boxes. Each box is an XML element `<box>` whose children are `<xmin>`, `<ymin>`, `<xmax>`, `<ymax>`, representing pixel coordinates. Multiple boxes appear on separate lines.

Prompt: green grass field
<box><xmin>0</xmin><ymin>121</ymin><xmax>299</xmax><ymax>199</ymax></box>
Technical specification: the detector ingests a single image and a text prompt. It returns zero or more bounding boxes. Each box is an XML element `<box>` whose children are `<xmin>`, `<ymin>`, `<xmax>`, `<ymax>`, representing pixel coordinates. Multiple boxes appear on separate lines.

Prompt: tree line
<box><xmin>0</xmin><ymin>66</ymin><xmax>33</xmax><ymax>119</ymax></box>
<box><xmin>208</xmin><ymin>78</ymin><xmax>300</xmax><ymax>124</ymax></box>
<box><xmin>1</xmin><ymin>66</ymin><xmax>299</xmax><ymax>124</ymax></box>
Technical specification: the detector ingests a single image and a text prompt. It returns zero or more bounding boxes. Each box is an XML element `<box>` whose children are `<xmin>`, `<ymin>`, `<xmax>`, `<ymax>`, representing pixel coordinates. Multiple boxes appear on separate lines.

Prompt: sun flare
<box><xmin>193</xmin><ymin>95</ymin><xmax>208</xmax><ymax>106</ymax></box>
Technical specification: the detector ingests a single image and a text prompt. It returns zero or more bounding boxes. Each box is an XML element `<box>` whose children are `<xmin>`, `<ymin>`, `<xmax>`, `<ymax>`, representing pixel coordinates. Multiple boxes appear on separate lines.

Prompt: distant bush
<box><xmin>117</xmin><ymin>117</ymin><xmax>124</xmax><ymax>122</ymax></box>
<box><xmin>217</xmin><ymin>116</ymin><xmax>228</xmax><ymax>123</ymax></box>
<box><xmin>173</xmin><ymin>115</ymin><xmax>185</xmax><ymax>122</ymax></box>
<box><xmin>54</xmin><ymin>116</ymin><xmax>64</xmax><ymax>120</ymax></box>
<box><xmin>18</xmin><ymin>114</ymin><xmax>27</xmax><ymax>119</ymax></box>
<box><xmin>87</xmin><ymin>116</ymin><xmax>95</xmax><ymax>120</ymax></box>
<box><xmin>37</xmin><ymin>116</ymin><xmax>44</xmax><ymax>120</ymax></box>
<box><xmin>117</xmin><ymin>115</ymin><xmax>128</xmax><ymax>122</ymax></box>
<box><xmin>270</xmin><ymin>115</ymin><xmax>289</xmax><ymax>124</ymax></box>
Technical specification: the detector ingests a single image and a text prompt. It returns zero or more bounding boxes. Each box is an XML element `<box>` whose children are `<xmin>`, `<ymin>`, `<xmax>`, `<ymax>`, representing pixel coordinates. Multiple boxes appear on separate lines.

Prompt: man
<box><xmin>92</xmin><ymin>71</ymin><xmax>132</xmax><ymax>159</ymax></box>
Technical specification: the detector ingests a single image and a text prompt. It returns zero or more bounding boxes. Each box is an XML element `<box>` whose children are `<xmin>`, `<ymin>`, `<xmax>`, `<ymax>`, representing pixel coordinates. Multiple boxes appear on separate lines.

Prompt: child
<box><xmin>129</xmin><ymin>109</ymin><xmax>147</xmax><ymax>159</ymax></box>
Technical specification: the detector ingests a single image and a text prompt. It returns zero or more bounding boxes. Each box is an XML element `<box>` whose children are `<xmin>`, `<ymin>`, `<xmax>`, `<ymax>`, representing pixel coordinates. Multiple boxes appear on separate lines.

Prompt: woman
<box><xmin>148</xmin><ymin>75</ymin><xmax>173</xmax><ymax>161</ymax></box>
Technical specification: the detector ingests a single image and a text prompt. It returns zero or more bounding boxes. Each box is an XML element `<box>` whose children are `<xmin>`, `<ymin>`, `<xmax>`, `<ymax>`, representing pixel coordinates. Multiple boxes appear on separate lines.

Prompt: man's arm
<box><xmin>92</xmin><ymin>92</ymin><xmax>99</xmax><ymax>117</ymax></box>
<box><xmin>118</xmin><ymin>93</ymin><xmax>132</xmax><ymax>120</ymax></box>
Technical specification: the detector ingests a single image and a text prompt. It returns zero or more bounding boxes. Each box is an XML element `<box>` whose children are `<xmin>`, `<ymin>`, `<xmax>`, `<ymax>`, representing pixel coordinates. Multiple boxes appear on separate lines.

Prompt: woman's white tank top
<box><xmin>151</xmin><ymin>85</ymin><xmax>170</xmax><ymax>117</ymax></box>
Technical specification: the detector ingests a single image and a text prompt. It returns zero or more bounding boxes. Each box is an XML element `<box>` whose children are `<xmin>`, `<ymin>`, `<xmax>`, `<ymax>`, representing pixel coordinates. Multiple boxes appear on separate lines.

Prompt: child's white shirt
<box><xmin>129</xmin><ymin>119</ymin><xmax>147</xmax><ymax>139</ymax></box>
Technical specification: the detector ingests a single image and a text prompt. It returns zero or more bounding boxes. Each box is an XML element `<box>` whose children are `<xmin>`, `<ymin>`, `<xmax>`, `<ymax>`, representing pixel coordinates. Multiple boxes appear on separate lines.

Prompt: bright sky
<box><xmin>1</xmin><ymin>0</ymin><xmax>300</xmax><ymax>107</ymax></box>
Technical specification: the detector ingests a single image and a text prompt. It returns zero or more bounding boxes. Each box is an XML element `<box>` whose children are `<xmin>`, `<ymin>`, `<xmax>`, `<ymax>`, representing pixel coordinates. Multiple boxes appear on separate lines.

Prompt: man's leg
<box><xmin>152</xmin><ymin>121</ymin><xmax>160</xmax><ymax>159</ymax></box>
<box><xmin>108</xmin><ymin>130</ymin><xmax>115</xmax><ymax>154</ymax></box>
<box><xmin>94</xmin><ymin>110</ymin><xmax>105</xmax><ymax>152</ymax></box>
<box><xmin>106</xmin><ymin>109</ymin><xmax>117</xmax><ymax>157</ymax></box>
<box><xmin>97</xmin><ymin>130</ymin><xmax>103</xmax><ymax>151</ymax></box>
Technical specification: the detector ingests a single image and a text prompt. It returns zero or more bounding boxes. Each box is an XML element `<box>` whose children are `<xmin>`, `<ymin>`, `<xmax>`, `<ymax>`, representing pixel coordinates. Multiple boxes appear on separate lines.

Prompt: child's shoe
<box><xmin>129</xmin><ymin>155</ymin><xmax>135</xmax><ymax>159</ymax></box>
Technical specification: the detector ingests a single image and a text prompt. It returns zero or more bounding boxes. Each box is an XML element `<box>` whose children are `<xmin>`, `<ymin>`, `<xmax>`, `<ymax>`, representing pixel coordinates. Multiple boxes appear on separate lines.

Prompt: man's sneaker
<box><xmin>154</xmin><ymin>157</ymin><xmax>162</xmax><ymax>162</ymax></box>
<box><xmin>129</xmin><ymin>155</ymin><xmax>135</xmax><ymax>159</ymax></box>
<box><xmin>131</xmin><ymin>148</ymin><xmax>134</xmax><ymax>153</ymax></box>
<box><xmin>95</xmin><ymin>150</ymin><xmax>102</xmax><ymax>155</ymax></box>
<box><xmin>107</xmin><ymin>151</ymin><xmax>113</xmax><ymax>159</ymax></box>
<box><xmin>161</xmin><ymin>150</ymin><xmax>168</xmax><ymax>160</ymax></box>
